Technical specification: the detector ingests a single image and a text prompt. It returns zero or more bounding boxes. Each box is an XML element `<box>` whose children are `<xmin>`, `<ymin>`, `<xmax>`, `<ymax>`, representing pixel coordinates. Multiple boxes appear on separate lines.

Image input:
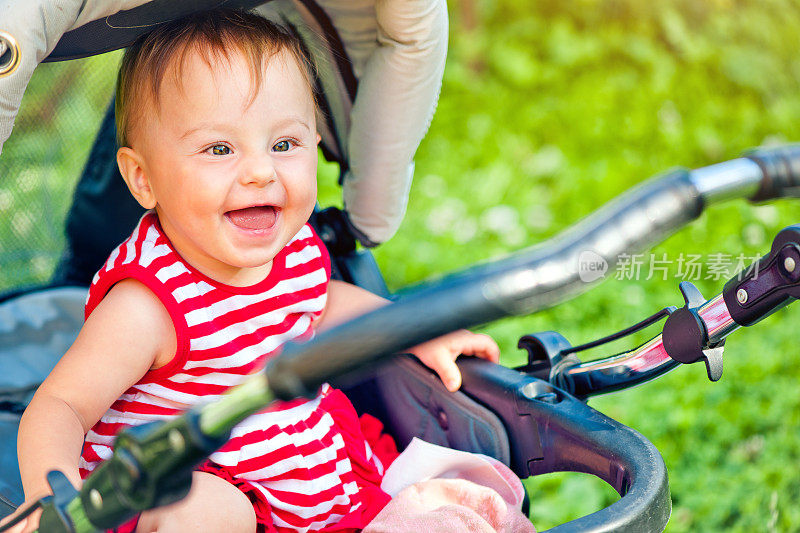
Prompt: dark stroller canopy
<box><xmin>44</xmin><ymin>1</ymin><xmax>268</xmax><ymax>62</ymax></box>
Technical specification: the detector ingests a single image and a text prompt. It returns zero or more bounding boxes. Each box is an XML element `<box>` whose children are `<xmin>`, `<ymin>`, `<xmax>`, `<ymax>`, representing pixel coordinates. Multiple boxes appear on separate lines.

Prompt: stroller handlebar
<box><xmin>267</xmin><ymin>147</ymin><xmax>789</xmax><ymax>400</ymax></box>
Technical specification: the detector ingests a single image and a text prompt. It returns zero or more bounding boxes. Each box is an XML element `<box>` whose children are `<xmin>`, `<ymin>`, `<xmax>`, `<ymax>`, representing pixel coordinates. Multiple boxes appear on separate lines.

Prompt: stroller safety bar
<box><xmin>456</xmin><ymin>358</ymin><xmax>672</xmax><ymax>533</ymax></box>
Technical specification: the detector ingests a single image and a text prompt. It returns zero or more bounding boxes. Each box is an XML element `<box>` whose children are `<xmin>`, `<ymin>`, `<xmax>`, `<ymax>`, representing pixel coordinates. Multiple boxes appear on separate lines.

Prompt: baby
<box><xmin>12</xmin><ymin>9</ymin><xmax>499</xmax><ymax>533</ymax></box>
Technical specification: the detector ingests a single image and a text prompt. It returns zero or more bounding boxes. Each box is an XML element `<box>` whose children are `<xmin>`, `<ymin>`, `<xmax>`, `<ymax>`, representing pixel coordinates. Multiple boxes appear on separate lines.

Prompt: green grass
<box><xmin>3</xmin><ymin>1</ymin><xmax>800</xmax><ymax>530</ymax></box>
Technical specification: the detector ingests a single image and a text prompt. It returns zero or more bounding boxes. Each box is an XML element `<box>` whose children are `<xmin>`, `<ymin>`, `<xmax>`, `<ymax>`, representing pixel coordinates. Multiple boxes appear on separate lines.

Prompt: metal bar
<box><xmin>564</xmin><ymin>292</ymin><xmax>741</xmax><ymax>397</ymax></box>
<box><xmin>566</xmin><ymin>333</ymin><xmax>678</xmax><ymax>397</ymax></box>
<box><xmin>697</xmin><ymin>293</ymin><xmax>739</xmax><ymax>345</ymax></box>
<box><xmin>688</xmin><ymin>158</ymin><xmax>762</xmax><ymax>203</ymax></box>
<box><xmin>199</xmin><ymin>374</ymin><xmax>272</xmax><ymax>438</ymax></box>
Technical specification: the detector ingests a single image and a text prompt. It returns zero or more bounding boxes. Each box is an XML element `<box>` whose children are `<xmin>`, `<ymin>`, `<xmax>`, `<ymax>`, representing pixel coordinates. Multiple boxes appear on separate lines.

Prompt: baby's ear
<box><xmin>117</xmin><ymin>147</ymin><xmax>156</xmax><ymax>209</ymax></box>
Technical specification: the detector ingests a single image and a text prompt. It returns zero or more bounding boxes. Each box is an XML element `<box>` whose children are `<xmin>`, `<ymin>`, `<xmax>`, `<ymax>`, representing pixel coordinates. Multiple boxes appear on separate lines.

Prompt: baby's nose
<box><xmin>242</xmin><ymin>155</ymin><xmax>277</xmax><ymax>186</ymax></box>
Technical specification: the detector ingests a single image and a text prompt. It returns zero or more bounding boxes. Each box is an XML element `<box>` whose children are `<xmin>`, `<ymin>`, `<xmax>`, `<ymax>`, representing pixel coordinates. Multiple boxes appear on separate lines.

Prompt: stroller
<box><xmin>1</xmin><ymin>1</ymin><xmax>799</xmax><ymax>531</ymax></box>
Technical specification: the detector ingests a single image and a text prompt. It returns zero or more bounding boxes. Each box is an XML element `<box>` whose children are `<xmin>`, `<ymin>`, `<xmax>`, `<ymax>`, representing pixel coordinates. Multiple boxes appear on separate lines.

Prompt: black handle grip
<box><xmin>265</xmin><ymin>277</ymin><xmax>508</xmax><ymax>400</ymax></box>
<box><xmin>745</xmin><ymin>144</ymin><xmax>800</xmax><ymax>202</ymax></box>
<box><xmin>79</xmin><ymin>411</ymin><xmax>228</xmax><ymax>529</ymax></box>
<box><xmin>723</xmin><ymin>224</ymin><xmax>800</xmax><ymax>326</ymax></box>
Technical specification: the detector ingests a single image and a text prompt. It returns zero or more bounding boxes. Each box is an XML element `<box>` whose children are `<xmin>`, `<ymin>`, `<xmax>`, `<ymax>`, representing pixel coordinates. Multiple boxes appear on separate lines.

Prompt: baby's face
<box><xmin>130</xmin><ymin>48</ymin><xmax>318</xmax><ymax>285</ymax></box>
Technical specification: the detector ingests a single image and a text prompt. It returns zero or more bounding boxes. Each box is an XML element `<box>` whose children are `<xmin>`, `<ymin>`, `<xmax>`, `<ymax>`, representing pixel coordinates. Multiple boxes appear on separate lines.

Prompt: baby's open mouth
<box><xmin>225</xmin><ymin>205</ymin><xmax>278</xmax><ymax>230</ymax></box>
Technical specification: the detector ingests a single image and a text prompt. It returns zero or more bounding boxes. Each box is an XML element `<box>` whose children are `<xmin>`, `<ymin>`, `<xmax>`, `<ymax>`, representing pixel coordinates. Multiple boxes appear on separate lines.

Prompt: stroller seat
<box><xmin>0</xmin><ymin>287</ymin><xmax>85</xmax><ymax>515</ymax></box>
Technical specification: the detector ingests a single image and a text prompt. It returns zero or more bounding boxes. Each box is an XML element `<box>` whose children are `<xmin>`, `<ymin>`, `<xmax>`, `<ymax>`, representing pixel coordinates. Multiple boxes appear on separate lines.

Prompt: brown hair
<box><xmin>115</xmin><ymin>9</ymin><xmax>314</xmax><ymax>147</ymax></box>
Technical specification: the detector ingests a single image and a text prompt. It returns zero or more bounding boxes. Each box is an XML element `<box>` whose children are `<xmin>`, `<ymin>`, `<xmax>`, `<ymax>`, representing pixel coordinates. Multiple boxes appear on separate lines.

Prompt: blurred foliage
<box><xmin>0</xmin><ymin>52</ymin><xmax>122</xmax><ymax>289</ymax></box>
<box><xmin>3</xmin><ymin>0</ymin><xmax>800</xmax><ymax>530</ymax></box>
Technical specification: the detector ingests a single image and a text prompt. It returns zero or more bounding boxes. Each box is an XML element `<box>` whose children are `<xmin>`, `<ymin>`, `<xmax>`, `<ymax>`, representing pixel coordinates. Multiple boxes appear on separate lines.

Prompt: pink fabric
<box><xmin>362</xmin><ymin>478</ymin><xmax>535</xmax><ymax>533</ymax></box>
<box><xmin>364</xmin><ymin>439</ymin><xmax>535</xmax><ymax>533</ymax></box>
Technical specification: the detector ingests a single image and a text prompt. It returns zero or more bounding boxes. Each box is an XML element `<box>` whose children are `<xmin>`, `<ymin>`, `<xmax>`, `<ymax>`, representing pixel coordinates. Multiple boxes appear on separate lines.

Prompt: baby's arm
<box><xmin>317</xmin><ymin>280</ymin><xmax>499</xmax><ymax>392</ymax></box>
<box><xmin>17</xmin><ymin>279</ymin><xmax>175</xmax><ymax>505</ymax></box>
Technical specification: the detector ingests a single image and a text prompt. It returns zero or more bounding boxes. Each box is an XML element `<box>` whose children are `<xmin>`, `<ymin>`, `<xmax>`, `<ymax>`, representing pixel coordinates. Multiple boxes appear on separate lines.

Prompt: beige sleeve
<box><xmin>317</xmin><ymin>0</ymin><xmax>448</xmax><ymax>245</ymax></box>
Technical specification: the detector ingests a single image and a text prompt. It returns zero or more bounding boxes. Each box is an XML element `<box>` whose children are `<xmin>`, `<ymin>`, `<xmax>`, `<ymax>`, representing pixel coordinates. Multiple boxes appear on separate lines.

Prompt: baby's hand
<box><xmin>0</xmin><ymin>498</ymin><xmax>43</xmax><ymax>533</ymax></box>
<box><xmin>409</xmin><ymin>330</ymin><xmax>500</xmax><ymax>392</ymax></box>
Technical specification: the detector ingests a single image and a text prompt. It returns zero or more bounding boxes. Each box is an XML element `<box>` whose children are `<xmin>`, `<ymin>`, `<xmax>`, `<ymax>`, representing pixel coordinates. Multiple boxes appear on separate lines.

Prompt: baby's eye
<box><xmin>208</xmin><ymin>144</ymin><xmax>231</xmax><ymax>156</ymax></box>
<box><xmin>272</xmin><ymin>139</ymin><xmax>294</xmax><ymax>153</ymax></box>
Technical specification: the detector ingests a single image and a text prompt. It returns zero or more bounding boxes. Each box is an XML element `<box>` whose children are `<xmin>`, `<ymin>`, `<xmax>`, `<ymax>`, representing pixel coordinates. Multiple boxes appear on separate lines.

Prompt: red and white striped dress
<box><xmin>78</xmin><ymin>212</ymin><xmax>395</xmax><ymax>532</ymax></box>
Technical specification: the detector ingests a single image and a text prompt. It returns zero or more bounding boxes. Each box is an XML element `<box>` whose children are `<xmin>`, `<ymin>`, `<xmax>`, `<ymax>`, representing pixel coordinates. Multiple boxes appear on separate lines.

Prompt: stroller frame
<box><xmin>3</xmin><ymin>1</ymin><xmax>799</xmax><ymax>531</ymax></box>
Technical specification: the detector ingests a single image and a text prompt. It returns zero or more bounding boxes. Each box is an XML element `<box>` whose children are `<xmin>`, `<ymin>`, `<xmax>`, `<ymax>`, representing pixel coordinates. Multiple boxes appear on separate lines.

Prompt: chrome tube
<box><xmin>564</xmin><ymin>292</ymin><xmax>740</xmax><ymax>397</ymax></box>
<box><xmin>688</xmin><ymin>158</ymin><xmax>762</xmax><ymax>204</ymax></box>
<box><xmin>697</xmin><ymin>293</ymin><xmax>740</xmax><ymax>345</ymax></box>
<box><xmin>566</xmin><ymin>334</ymin><xmax>677</xmax><ymax>397</ymax></box>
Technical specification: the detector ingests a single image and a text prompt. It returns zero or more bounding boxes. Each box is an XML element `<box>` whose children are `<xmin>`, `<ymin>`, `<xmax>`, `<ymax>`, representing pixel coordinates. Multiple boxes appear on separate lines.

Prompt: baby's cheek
<box><xmin>296</xmin><ymin>180</ymin><xmax>317</xmax><ymax>210</ymax></box>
